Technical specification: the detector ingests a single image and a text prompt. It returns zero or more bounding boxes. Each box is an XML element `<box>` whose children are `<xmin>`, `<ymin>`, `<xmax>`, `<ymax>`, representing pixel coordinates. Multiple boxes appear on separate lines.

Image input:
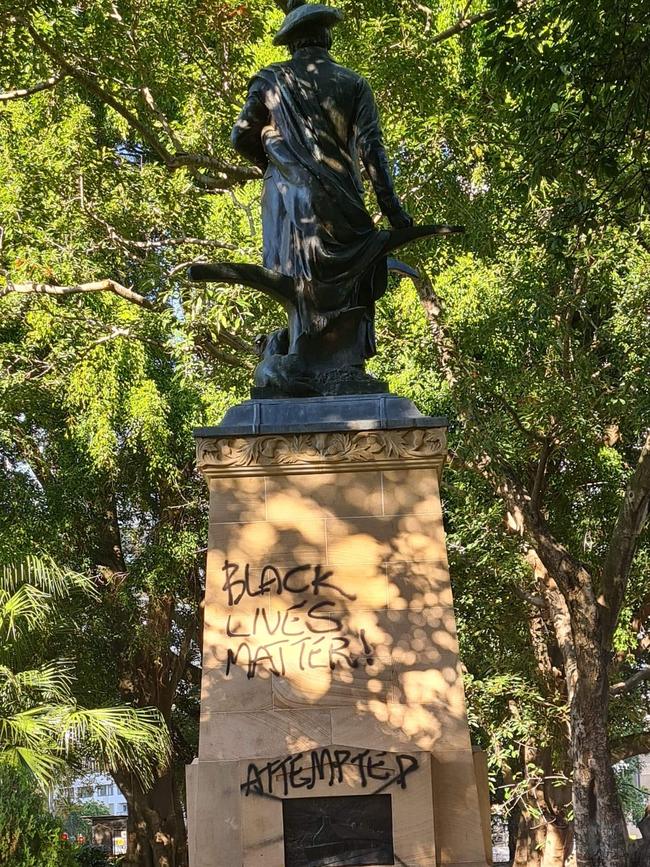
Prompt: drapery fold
<box><xmin>233</xmin><ymin>50</ymin><xmax>394</xmax><ymax>359</ymax></box>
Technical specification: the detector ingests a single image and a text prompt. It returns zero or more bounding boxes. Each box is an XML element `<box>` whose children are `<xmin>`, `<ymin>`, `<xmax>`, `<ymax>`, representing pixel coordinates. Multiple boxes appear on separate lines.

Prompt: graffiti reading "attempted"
<box><xmin>242</xmin><ymin>748</ymin><xmax>419</xmax><ymax>798</ymax></box>
<box><xmin>222</xmin><ymin>561</ymin><xmax>376</xmax><ymax>679</ymax></box>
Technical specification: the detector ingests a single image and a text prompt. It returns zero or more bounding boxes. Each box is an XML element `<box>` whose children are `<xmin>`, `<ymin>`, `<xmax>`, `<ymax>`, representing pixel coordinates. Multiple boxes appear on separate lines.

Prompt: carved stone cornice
<box><xmin>196</xmin><ymin>427</ymin><xmax>447</xmax><ymax>478</ymax></box>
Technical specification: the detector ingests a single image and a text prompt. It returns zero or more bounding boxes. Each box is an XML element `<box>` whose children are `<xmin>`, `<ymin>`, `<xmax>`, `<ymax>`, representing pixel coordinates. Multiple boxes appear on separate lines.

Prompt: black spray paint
<box><xmin>221</xmin><ymin>561</ymin><xmax>376</xmax><ymax>679</ymax></box>
<box><xmin>242</xmin><ymin>748</ymin><xmax>419</xmax><ymax>798</ymax></box>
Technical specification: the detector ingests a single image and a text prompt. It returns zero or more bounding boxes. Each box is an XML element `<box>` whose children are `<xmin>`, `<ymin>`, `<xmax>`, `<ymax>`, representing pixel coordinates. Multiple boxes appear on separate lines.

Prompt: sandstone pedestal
<box><xmin>187</xmin><ymin>395</ymin><xmax>490</xmax><ymax>867</ymax></box>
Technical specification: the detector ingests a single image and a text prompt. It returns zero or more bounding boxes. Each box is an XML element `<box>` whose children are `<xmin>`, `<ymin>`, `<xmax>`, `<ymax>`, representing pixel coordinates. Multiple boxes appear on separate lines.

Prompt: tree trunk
<box><xmin>508</xmin><ymin>805</ymin><xmax>520</xmax><ymax>862</ymax></box>
<box><xmin>510</xmin><ymin>743</ymin><xmax>573</xmax><ymax>867</ymax></box>
<box><xmin>511</xmin><ymin>534</ymin><xmax>629</xmax><ymax>866</ymax></box>
<box><xmin>571</xmin><ymin>639</ymin><xmax>628</xmax><ymax>867</ymax></box>
<box><xmin>513</xmin><ymin>803</ymin><xmax>545</xmax><ymax>866</ymax></box>
<box><xmin>111</xmin><ymin>587</ymin><xmax>198</xmax><ymax>867</ymax></box>
<box><xmin>515</xmin><ymin>602</ymin><xmax>574</xmax><ymax>867</ymax></box>
<box><xmin>543</xmin><ymin>821</ymin><xmax>574</xmax><ymax>867</ymax></box>
<box><xmin>114</xmin><ymin>765</ymin><xmax>188</xmax><ymax>867</ymax></box>
<box><xmin>629</xmin><ymin>840</ymin><xmax>650</xmax><ymax>867</ymax></box>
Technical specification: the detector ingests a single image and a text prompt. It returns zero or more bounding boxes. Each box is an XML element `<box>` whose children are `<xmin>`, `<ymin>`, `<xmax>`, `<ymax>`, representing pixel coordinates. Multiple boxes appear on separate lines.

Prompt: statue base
<box><xmin>188</xmin><ymin>395</ymin><xmax>491</xmax><ymax>867</ymax></box>
<box><xmin>251</xmin><ymin>367</ymin><xmax>388</xmax><ymax>399</ymax></box>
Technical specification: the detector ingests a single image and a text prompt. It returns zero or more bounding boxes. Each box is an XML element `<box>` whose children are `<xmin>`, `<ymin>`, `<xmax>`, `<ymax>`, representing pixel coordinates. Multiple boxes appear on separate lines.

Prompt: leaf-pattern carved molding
<box><xmin>196</xmin><ymin>428</ymin><xmax>447</xmax><ymax>478</ymax></box>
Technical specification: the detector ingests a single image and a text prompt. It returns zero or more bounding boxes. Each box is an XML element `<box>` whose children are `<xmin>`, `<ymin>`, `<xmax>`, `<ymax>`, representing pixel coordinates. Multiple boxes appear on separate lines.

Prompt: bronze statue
<box><xmin>190</xmin><ymin>0</ymin><xmax>462</xmax><ymax>397</ymax></box>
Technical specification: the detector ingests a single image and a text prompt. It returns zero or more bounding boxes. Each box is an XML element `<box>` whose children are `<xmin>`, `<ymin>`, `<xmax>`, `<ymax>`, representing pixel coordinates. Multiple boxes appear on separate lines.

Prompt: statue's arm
<box><xmin>231</xmin><ymin>84</ymin><xmax>269</xmax><ymax>171</ymax></box>
<box><xmin>354</xmin><ymin>78</ymin><xmax>412</xmax><ymax>228</ymax></box>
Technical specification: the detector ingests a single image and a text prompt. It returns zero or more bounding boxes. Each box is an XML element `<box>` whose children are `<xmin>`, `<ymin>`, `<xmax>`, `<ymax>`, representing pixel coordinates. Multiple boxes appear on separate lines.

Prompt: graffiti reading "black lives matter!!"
<box><xmin>242</xmin><ymin>748</ymin><xmax>419</xmax><ymax>798</ymax></box>
<box><xmin>222</xmin><ymin>561</ymin><xmax>376</xmax><ymax>679</ymax></box>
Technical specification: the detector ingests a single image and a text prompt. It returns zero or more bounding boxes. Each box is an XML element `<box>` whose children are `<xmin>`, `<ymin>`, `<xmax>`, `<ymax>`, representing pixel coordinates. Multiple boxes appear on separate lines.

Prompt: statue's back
<box><xmin>253</xmin><ymin>47</ymin><xmax>374</xmax><ymax>186</ymax></box>
<box><xmin>193</xmin><ymin>1</ymin><xmax>461</xmax><ymax>397</ymax></box>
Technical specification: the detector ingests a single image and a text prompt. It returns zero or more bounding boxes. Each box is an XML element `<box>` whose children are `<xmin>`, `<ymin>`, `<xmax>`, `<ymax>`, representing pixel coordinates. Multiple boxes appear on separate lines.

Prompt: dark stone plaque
<box><xmin>282</xmin><ymin>794</ymin><xmax>394</xmax><ymax>867</ymax></box>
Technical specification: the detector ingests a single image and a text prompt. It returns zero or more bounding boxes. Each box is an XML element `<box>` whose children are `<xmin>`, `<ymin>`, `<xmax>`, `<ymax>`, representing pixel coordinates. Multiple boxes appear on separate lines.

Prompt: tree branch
<box><xmin>3</xmin><ymin>277</ymin><xmax>254</xmax><ymax>370</ymax></box>
<box><xmin>421</xmin><ymin>0</ymin><xmax>536</xmax><ymax>46</ymax></box>
<box><xmin>193</xmin><ymin>335</ymin><xmax>252</xmax><ymax>370</ymax></box>
<box><xmin>84</xmin><ymin>208</ymin><xmax>237</xmax><ymax>253</ymax></box>
<box><xmin>525</xmin><ymin>547</ymin><xmax>579</xmax><ymax>701</ymax></box>
<box><xmin>409</xmin><ymin>272</ymin><xmax>458</xmax><ymax>388</ymax></box>
<box><xmin>513</xmin><ymin>583</ymin><xmax>546</xmax><ymax>608</ymax></box>
<box><xmin>21</xmin><ymin>20</ymin><xmax>259</xmax><ymax>188</ymax></box>
<box><xmin>601</xmin><ymin>431</ymin><xmax>650</xmax><ymax>647</ymax></box>
<box><xmin>610</xmin><ymin>668</ymin><xmax>650</xmax><ymax>697</ymax></box>
<box><xmin>531</xmin><ymin>435</ymin><xmax>555</xmax><ymax>509</ymax></box>
<box><xmin>2</xmin><ymin>279</ymin><xmax>156</xmax><ymax>310</ymax></box>
<box><xmin>24</xmin><ymin>20</ymin><xmax>173</xmax><ymax>164</ymax></box>
<box><xmin>499</xmin><ymin>478</ymin><xmax>600</xmax><ymax>640</ymax></box>
<box><xmin>0</xmin><ymin>74</ymin><xmax>64</xmax><ymax>102</ymax></box>
<box><xmin>412</xmin><ymin>2</ymin><xmax>434</xmax><ymax>32</ymax></box>
<box><xmin>167</xmin><ymin>153</ymin><xmax>261</xmax><ymax>184</ymax></box>
<box><xmin>140</xmin><ymin>85</ymin><xmax>184</xmax><ymax>152</ymax></box>
<box><xmin>190</xmin><ymin>322</ymin><xmax>255</xmax><ymax>362</ymax></box>
<box><xmin>430</xmin><ymin>7</ymin><xmax>497</xmax><ymax>44</ymax></box>
<box><xmin>610</xmin><ymin>732</ymin><xmax>650</xmax><ymax>763</ymax></box>
<box><xmin>483</xmin><ymin>381</ymin><xmax>547</xmax><ymax>444</ymax></box>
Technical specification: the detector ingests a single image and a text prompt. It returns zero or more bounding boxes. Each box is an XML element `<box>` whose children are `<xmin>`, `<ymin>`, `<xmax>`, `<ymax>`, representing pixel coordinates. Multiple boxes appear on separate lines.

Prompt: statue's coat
<box><xmin>231</xmin><ymin>47</ymin><xmax>402</xmax><ymax>360</ymax></box>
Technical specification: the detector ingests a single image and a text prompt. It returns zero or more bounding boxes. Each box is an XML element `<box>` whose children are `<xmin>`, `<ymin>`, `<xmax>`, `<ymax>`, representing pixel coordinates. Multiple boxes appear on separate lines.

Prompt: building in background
<box><xmin>91</xmin><ymin>815</ymin><xmax>128</xmax><ymax>856</ymax></box>
<box><xmin>58</xmin><ymin>771</ymin><xmax>127</xmax><ymax>817</ymax></box>
<box><xmin>50</xmin><ymin>769</ymin><xmax>128</xmax><ymax>854</ymax></box>
<box><xmin>636</xmin><ymin>756</ymin><xmax>650</xmax><ymax>794</ymax></box>
<box><xmin>626</xmin><ymin>755</ymin><xmax>650</xmax><ymax>841</ymax></box>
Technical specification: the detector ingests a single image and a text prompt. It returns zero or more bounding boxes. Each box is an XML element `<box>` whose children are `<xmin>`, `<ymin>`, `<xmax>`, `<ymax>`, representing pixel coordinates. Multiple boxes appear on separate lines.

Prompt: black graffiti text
<box><xmin>225</xmin><ymin>630</ymin><xmax>375</xmax><ymax>679</ymax></box>
<box><xmin>242</xmin><ymin>748</ymin><xmax>419</xmax><ymax>797</ymax></box>
<box><xmin>225</xmin><ymin>598</ymin><xmax>343</xmax><ymax>638</ymax></box>
<box><xmin>222</xmin><ymin>561</ymin><xmax>357</xmax><ymax>607</ymax></box>
<box><xmin>221</xmin><ymin>560</ymin><xmax>375</xmax><ymax>679</ymax></box>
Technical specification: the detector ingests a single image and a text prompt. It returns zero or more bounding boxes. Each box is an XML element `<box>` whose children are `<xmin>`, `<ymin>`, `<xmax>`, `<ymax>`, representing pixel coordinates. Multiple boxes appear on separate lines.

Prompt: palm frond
<box><xmin>53</xmin><ymin>705</ymin><xmax>171</xmax><ymax>787</ymax></box>
<box><xmin>0</xmin><ymin>662</ymin><xmax>74</xmax><ymax>707</ymax></box>
<box><xmin>0</xmin><ymin>560</ymin><xmax>169</xmax><ymax>791</ymax></box>
<box><xmin>0</xmin><ymin>584</ymin><xmax>52</xmax><ymax>641</ymax></box>
<box><xmin>1</xmin><ymin>556</ymin><xmax>96</xmax><ymax>599</ymax></box>
<box><xmin>2</xmin><ymin>702</ymin><xmax>171</xmax><ymax>789</ymax></box>
<box><xmin>0</xmin><ymin>745</ymin><xmax>67</xmax><ymax>787</ymax></box>
<box><xmin>3</xmin><ymin>703</ymin><xmax>171</xmax><ymax>789</ymax></box>
<box><xmin>0</xmin><ymin>708</ymin><xmax>61</xmax><ymax>750</ymax></box>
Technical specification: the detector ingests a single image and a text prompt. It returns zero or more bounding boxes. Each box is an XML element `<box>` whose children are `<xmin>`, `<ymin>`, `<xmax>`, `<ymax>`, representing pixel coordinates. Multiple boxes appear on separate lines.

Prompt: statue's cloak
<box><xmin>250</xmin><ymin>60</ymin><xmax>391</xmax><ymax>358</ymax></box>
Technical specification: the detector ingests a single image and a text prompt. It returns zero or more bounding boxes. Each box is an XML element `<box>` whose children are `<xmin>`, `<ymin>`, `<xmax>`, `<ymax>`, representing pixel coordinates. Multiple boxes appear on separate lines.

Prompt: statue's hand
<box><xmin>387</xmin><ymin>205</ymin><xmax>414</xmax><ymax>229</ymax></box>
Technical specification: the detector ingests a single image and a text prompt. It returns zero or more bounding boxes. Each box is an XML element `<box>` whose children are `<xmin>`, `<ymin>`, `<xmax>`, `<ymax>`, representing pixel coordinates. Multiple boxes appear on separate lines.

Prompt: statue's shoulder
<box><xmin>329</xmin><ymin>62</ymin><xmax>372</xmax><ymax>93</ymax></box>
<box><xmin>250</xmin><ymin>61</ymin><xmax>290</xmax><ymax>86</ymax></box>
<box><xmin>352</xmin><ymin>71</ymin><xmax>373</xmax><ymax>92</ymax></box>
<box><xmin>333</xmin><ymin>61</ymin><xmax>361</xmax><ymax>79</ymax></box>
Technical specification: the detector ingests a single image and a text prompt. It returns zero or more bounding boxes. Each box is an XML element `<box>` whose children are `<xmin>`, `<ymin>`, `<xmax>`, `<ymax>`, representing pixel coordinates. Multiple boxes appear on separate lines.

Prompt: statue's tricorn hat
<box><xmin>273</xmin><ymin>0</ymin><xmax>344</xmax><ymax>46</ymax></box>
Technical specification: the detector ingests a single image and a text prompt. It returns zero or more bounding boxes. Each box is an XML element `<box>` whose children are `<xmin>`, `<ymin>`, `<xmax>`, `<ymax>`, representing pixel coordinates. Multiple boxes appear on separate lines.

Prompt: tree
<box><xmin>0</xmin><ymin>763</ymin><xmax>75</xmax><ymax>867</ymax></box>
<box><xmin>0</xmin><ymin>557</ymin><xmax>170</xmax><ymax>786</ymax></box>
<box><xmin>410</xmin><ymin>3</ymin><xmax>650</xmax><ymax>863</ymax></box>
